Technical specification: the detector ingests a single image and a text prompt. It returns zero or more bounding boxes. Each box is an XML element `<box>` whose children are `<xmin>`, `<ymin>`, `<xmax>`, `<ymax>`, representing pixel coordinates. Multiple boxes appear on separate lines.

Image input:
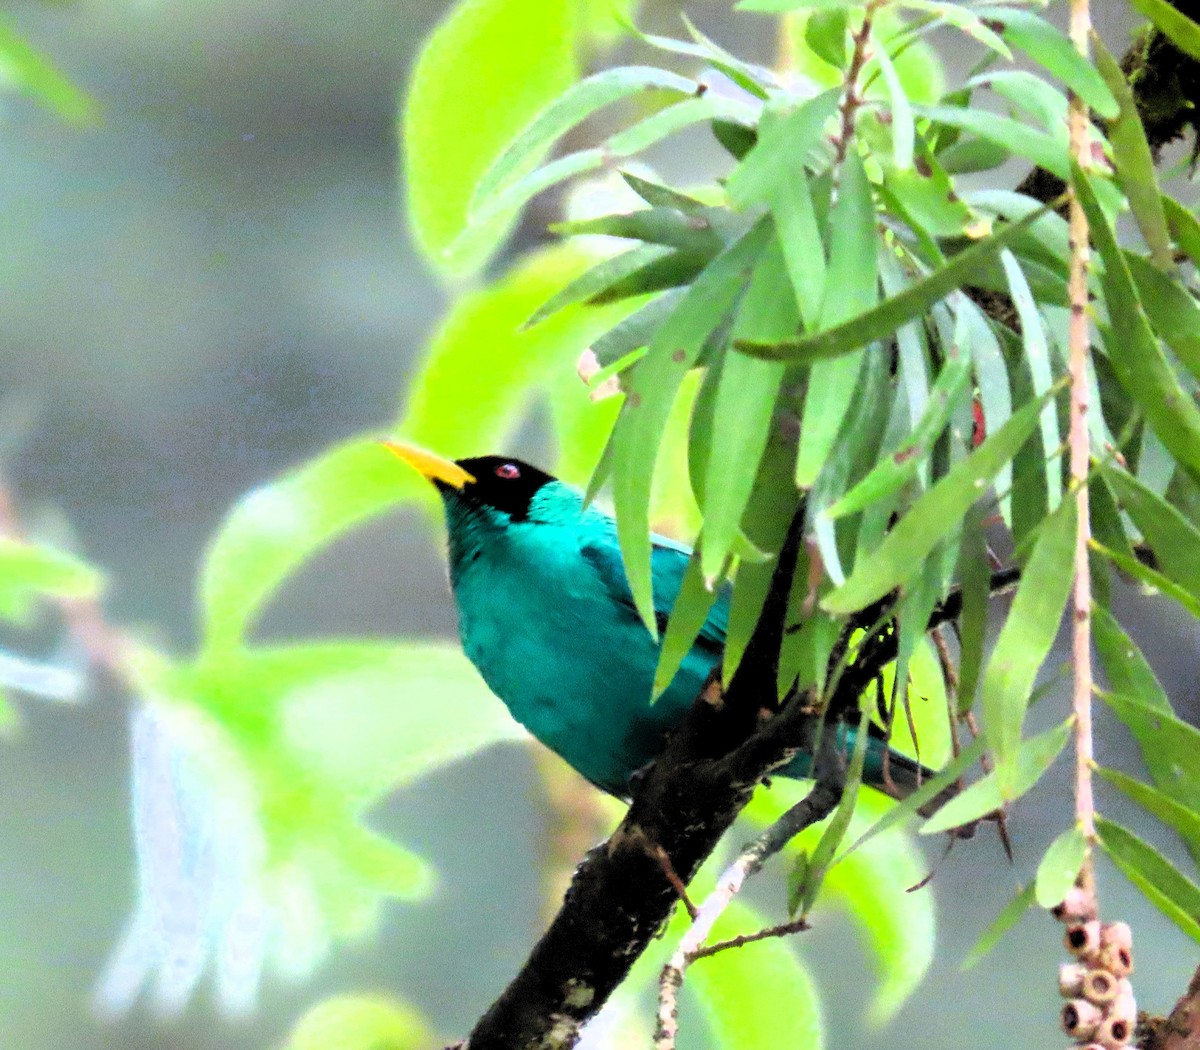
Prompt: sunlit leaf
<box><xmin>689</xmin><ymin>898</ymin><xmax>824</xmax><ymax>1050</ymax></box>
<box><xmin>473</xmin><ymin>66</ymin><xmax>694</xmax><ymax>205</ymax></box>
<box><xmin>0</xmin><ymin>537</ymin><xmax>101</xmax><ymax>622</ymax></box>
<box><xmin>0</xmin><ymin>20</ymin><xmax>98</xmax><ymax>124</ymax></box>
<box><xmin>403</xmin><ymin>0</ymin><xmax>579</xmax><ymax>276</ymax></box>
<box><xmin>612</xmin><ymin>219</ymin><xmax>772</xmax><ymax>634</ymax></box>
<box><xmin>652</xmin><ymin>545</ymin><xmax>719</xmax><ymax>698</ymax></box>
<box><xmin>285</xmin><ymin>994</ymin><xmax>433</xmax><ymax>1050</ymax></box>
<box><xmin>823</xmin><ymin>389</ymin><xmax>1051</xmax><ymax>614</ymax></box>
<box><xmin>1035</xmin><ymin>827</ymin><xmax>1088</xmax><ymax>908</ymax></box>
<box><xmin>974</xmin><ymin>7</ymin><xmax>1118</xmax><ymax>118</ymax></box>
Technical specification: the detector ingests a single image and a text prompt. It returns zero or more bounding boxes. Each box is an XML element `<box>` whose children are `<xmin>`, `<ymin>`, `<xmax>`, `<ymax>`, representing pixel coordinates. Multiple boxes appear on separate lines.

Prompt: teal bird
<box><xmin>385</xmin><ymin>442</ymin><xmax>930</xmax><ymax>799</ymax></box>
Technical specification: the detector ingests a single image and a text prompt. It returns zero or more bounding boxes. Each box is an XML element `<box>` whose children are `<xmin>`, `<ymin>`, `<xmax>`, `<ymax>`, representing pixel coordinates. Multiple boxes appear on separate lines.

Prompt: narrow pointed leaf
<box><xmin>824</xmin><ymin>350</ymin><xmax>971</xmax><ymax>519</ymax></box>
<box><xmin>1100</xmin><ymin>464</ymin><xmax>1200</xmax><ymax>603</ymax></box>
<box><xmin>873</xmin><ymin>42</ymin><xmax>914</xmax><ymax>170</ymax></box>
<box><xmin>1163</xmin><ymin>196</ymin><xmax>1200</xmax><ymax>267</ymax></box>
<box><xmin>473</xmin><ymin>66</ymin><xmax>695</xmax><ymax>204</ymax></box>
<box><xmin>737</xmin><ymin>206</ymin><xmax>1048</xmax><ymax>362</ymax></box>
<box><xmin>1128</xmin><ymin>0</ymin><xmax>1200</xmax><ymax>62</ymax></box>
<box><xmin>526</xmin><ymin>245</ymin><xmax>671</xmax><ymax>328</ymax></box>
<box><xmin>921</xmin><ymin>719</ymin><xmax>1071</xmax><ymax>834</ymax></box>
<box><xmin>1097</xmin><ymin>817</ymin><xmax>1200</xmax><ymax>944</ymax></box>
<box><xmin>1093</xmin><ymin>37</ymin><xmax>1173</xmax><ymax>270</ymax></box>
<box><xmin>955</xmin><ymin>503</ymin><xmax>990</xmax><ymax>714</ymax></box>
<box><xmin>1097</xmin><ymin>767</ymin><xmax>1200</xmax><ymax>857</ymax></box>
<box><xmin>612</xmin><ymin>220</ymin><xmax>772</xmax><ymax>634</ymax></box>
<box><xmin>980</xmin><ymin>499</ymin><xmax>1075</xmax><ymax>776</ymax></box>
<box><xmin>1001</xmin><ymin>250</ymin><xmax>1061</xmax><ymax>512</ymax></box>
<box><xmin>961</xmin><ymin>884</ymin><xmax>1035</xmax><ymax>970</ymax></box>
<box><xmin>0</xmin><ymin>22</ymin><xmax>98</xmax><ymax>124</ymax></box>
<box><xmin>974</xmin><ymin>7</ymin><xmax>1118</xmax><ymax>118</ymax></box>
<box><xmin>652</xmin><ymin>547</ymin><xmax>721</xmax><ymax>699</ymax></box>
<box><xmin>1099</xmin><ymin>691</ymin><xmax>1200</xmax><ymax>808</ymax></box>
<box><xmin>1125</xmin><ymin>251</ymin><xmax>1200</xmax><ymax>383</ymax></box>
<box><xmin>1091</xmin><ymin>540</ymin><xmax>1200</xmax><ymax>619</ymax></box>
<box><xmin>1035</xmin><ymin>827</ymin><xmax>1088</xmax><ymax>908</ymax></box>
<box><xmin>823</xmin><ymin>389</ymin><xmax>1051</xmax><ymax>614</ymax></box>
<box><xmin>796</xmin><ymin>150</ymin><xmax>877</xmax><ymax>486</ymax></box>
<box><xmin>1076</xmin><ymin>165</ymin><xmax>1200</xmax><ymax>480</ymax></box>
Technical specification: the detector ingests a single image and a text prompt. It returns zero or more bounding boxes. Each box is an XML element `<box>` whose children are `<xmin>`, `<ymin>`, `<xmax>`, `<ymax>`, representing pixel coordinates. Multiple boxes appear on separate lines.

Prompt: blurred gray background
<box><xmin>1</xmin><ymin>1</ymin><xmax>1197</xmax><ymax>1048</ymax></box>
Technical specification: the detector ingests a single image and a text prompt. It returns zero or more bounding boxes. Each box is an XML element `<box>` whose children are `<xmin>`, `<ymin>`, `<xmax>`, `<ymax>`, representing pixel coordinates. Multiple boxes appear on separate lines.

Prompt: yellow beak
<box><xmin>379</xmin><ymin>440</ymin><xmax>476</xmax><ymax>490</ymax></box>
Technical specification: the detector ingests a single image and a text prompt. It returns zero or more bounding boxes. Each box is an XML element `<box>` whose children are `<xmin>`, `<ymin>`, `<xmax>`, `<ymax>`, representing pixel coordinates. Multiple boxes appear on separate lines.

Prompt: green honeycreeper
<box><xmin>385</xmin><ymin>442</ymin><xmax>932</xmax><ymax>800</ymax></box>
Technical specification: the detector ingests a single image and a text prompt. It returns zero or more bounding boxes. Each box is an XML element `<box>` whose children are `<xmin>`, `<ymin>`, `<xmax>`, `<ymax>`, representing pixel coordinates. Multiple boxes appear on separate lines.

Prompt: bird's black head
<box><xmin>380</xmin><ymin>442</ymin><xmax>559</xmax><ymax>524</ymax></box>
<box><xmin>447</xmin><ymin>455</ymin><xmax>557</xmax><ymax>523</ymax></box>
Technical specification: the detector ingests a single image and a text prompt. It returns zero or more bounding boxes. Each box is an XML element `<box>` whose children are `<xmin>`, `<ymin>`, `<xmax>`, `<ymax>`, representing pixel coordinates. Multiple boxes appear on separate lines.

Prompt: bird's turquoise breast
<box><xmin>449</xmin><ymin>512</ymin><xmax>711</xmax><ymax>795</ymax></box>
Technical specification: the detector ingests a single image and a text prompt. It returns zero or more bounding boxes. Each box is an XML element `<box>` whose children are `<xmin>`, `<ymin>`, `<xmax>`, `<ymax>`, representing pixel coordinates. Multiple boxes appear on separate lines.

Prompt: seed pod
<box><xmin>1065</xmin><ymin>919</ymin><xmax>1101</xmax><ymax>958</ymax></box>
<box><xmin>1059</xmin><ymin>962</ymin><xmax>1087</xmax><ymax>997</ymax></box>
<box><xmin>1081</xmin><ymin>968</ymin><xmax>1119</xmax><ymax>1004</ymax></box>
<box><xmin>1062</xmin><ymin>999</ymin><xmax>1102</xmax><ymax>1040</ymax></box>
<box><xmin>1052</xmin><ymin>885</ymin><xmax>1094</xmax><ymax>923</ymax></box>
<box><xmin>1097</xmin><ymin>922</ymin><xmax>1133</xmax><ymax>977</ymax></box>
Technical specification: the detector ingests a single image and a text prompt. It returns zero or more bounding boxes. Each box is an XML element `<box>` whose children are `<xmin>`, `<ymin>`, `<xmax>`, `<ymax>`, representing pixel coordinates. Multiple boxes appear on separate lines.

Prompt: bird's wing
<box><xmin>579</xmin><ymin>524</ymin><xmax>730</xmax><ymax>654</ymax></box>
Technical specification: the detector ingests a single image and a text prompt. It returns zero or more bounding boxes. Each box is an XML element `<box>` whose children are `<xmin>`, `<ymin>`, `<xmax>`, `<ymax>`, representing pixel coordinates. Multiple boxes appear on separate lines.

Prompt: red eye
<box><xmin>495</xmin><ymin>463</ymin><xmax>521</xmax><ymax>479</ymax></box>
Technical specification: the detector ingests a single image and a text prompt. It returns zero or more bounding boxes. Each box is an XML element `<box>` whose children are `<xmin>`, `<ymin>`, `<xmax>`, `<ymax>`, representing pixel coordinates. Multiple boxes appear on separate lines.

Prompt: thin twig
<box><xmin>689</xmin><ymin>918</ymin><xmax>812</xmax><ymax>962</ymax></box>
<box><xmin>654</xmin><ymin>775</ymin><xmax>842</xmax><ymax>1050</ymax></box>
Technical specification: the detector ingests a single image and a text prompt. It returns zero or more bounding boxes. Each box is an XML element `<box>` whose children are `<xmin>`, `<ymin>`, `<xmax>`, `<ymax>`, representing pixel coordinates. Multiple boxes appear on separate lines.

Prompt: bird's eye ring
<box><xmin>495</xmin><ymin>463</ymin><xmax>521</xmax><ymax>480</ymax></box>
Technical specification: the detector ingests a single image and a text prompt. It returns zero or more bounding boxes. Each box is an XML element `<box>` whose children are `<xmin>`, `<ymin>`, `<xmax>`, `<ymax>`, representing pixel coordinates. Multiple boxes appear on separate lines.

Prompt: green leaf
<box><xmin>525</xmin><ymin>244</ymin><xmax>673</xmax><ymax>328</ymax></box>
<box><xmin>1125</xmin><ymin>251</ymin><xmax>1200</xmax><ymax>383</ymax></box>
<box><xmin>0</xmin><ymin>20</ymin><xmax>98</xmax><ymax>124</ymax></box>
<box><xmin>286</xmin><ymin>994</ymin><xmax>432</xmax><ymax>1050</ymax></box>
<box><xmin>0</xmin><ymin>538</ymin><xmax>101</xmax><ymax>622</ymax></box>
<box><xmin>797</xmin><ymin>712</ymin><xmax>871</xmax><ymax>916</ymax></box>
<box><xmin>1092</xmin><ymin>605</ymin><xmax>1172</xmax><ymax>714</ymax></box>
<box><xmin>872</xmin><ymin>42</ymin><xmax>914</xmax><ymax>170</ymax></box>
<box><xmin>1097</xmin><ymin>767</ymin><xmax>1200</xmax><ymax>858</ymax></box>
<box><xmin>921</xmin><ymin>719</ymin><xmax>1071</xmax><ymax>834</ymax></box>
<box><xmin>823</xmin><ymin>388</ymin><xmax>1052</xmax><ymax>614</ymax></box>
<box><xmin>737</xmin><ymin>207</ymin><xmax>1049</xmax><ymax>363</ymax></box>
<box><xmin>1075</xmin><ymin>166</ymin><xmax>1200</xmax><ymax>480</ymax></box>
<box><xmin>1099</xmin><ymin>463</ymin><xmax>1200</xmax><ymax>604</ymax></box>
<box><xmin>1035</xmin><ymin>827</ymin><xmax>1088</xmax><ymax>908</ymax></box>
<box><xmin>845</xmin><ymin>737</ymin><xmax>987</xmax><ymax>855</ymax></box>
<box><xmin>745</xmin><ymin>783</ymin><xmax>934</xmax><ymax>1024</ymax></box>
<box><xmin>1091</xmin><ymin>539</ymin><xmax>1200</xmax><ymax>619</ymax></box>
<box><xmin>824</xmin><ymin>351</ymin><xmax>972</xmax><ymax>520</ymax></box>
<box><xmin>901</xmin><ymin>1</ymin><xmax>1011</xmax><ymax>58</ymax></box>
<box><xmin>690</xmin><ymin>898</ymin><xmax>823</xmax><ymax>1050</ymax></box>
<box><xmin>979</xmin><ymin>499</ymin><xmax>1075</xmax><ymax>777</ymax></box>
<box><xmin>700</xmin><ymin>243</ymin><xmax>794</xmax><ymax>580</ymax></box>
<box><xmin>955</xmin><ymin>503</ymin><xmax>990</xmax><ymax>714</ymax></box>
<box><xmin>961</xmin><ymin>884</ymin><xmax>1035</xmax><ymax>970</ymax></box>
<box><xmin>612</xmin><ymin>219</ymin><xmax>772</xmax><ymax>634</ymax></box>
<box><xmin>1163</xmin><ymin>196</ymin><xmax>1200</xmax><ymax>268</ymax></box>
<box><xmin>796</xmin><ymin>150</ymin><xmax>878</xmax><ymax>486</ymax></box>
<box><xmin>552</xmin><ymin>207</ymin><xmax>721</xmax><ymax>254</ymax></box>
<box><xmin>652</xmin><ymin>546</ymin><xmax>720</xmax><ymax>698</ymax></box>
<box><xmin>974</xmin><ymin>7</ymin><xmax>1118</xmax><ymax>119</ymax></box>
<box><xmin>915</xmin><ymin>105</ymin><xmax>1065</xmax><ymax>181</ymax></box>
<box><xmin>1097</xmin><ymin>816</ymin><xmax>1200</xmax><ymax>944</ymax></box>
<box><xmin>1001</xmin><ymin>250</ymin><xmax>1061</xmax><ymax>513</ymax></box>
<box><xmin>474</xmin><ymin>66</ymin><xmax>694</xmax><ymax>204</ymax></box>
<box><xmin>1099</xmin><ymin>691</ymin><xmax>1200</xmax><ymax>810</ymax></box>
<box><xmin>1128</xmin><ymin>0</ymin><xmax>1200</xmax><ymax>62</ymax></box>
<box><xmin>1093</xmin><ymin>37</ymin><xmax>1174</xmax><ymax>270</ymax></box>
<box><xmin>403</xmin><ymin>0</ymin><xmax>579</xmax><ymax>276</ymax></box>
